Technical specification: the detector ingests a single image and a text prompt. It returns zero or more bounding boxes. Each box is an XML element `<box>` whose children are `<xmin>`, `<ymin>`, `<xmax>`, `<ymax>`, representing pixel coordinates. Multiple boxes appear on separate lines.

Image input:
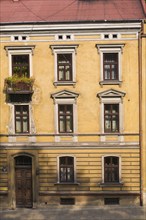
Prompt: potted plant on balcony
<box><xmin>5</xmin><ymin>74</ymin><xmax>35</xmax><ymax>93</ymax></box>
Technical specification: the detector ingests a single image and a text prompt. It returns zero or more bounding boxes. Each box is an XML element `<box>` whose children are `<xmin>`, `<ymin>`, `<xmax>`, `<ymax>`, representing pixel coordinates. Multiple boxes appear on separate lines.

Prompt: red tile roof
<box><xmin>0</xmin><ymin>0</ymin><xmax>145</xmax><ymax>23</ymax></box>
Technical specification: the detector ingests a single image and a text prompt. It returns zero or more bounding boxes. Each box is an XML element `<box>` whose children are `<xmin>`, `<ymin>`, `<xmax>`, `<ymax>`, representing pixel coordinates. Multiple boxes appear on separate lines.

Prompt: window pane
<box><xmin>59</xmin><ymin>157</ymin><xmax>74</xmax><ymax>182</ymax></box>
<box><xmin>23</xmin><ymin>117</ymin><xmax>28</xmax><ymax>132</ymax></box>
<box><xmin>58</xmin><ymin>105</ymin><xmax>73</xmax><ymax>133</ymax></box>
<box><xmin>57</xmin><ymin>54</ymin><xmax>72</xmax><ymax>81</ymax></box>
<box><xmin>104</xmin><ymin>157</ymin><xmax>119</xmax><ymax>182</ymax></box>
<box><xmin>104</xmin><ymin>104</ymin><xmax>119</xmax><ymax>133</ymax></box>
<box><xmin>16</xmin><ymin>118</ymin><xmax>21</xmax><ymax>133</ymax></box>
<box><xmin>66</xmin><ymin>116</ymin><xmax>72</xmax><ymax>132</ymax></box>
<box><xmin>15</xmin><ymin>105</ymin><xmax>29</xmax><ymax>133</ymax></box>
<box><xmin>103</xmin><ymin>53</ymin><xmax>118</xmax><ymax>80</ymax></box>
<box><xmin>60</xmin><ymin>168</ymin><xmax>66</xmax><ymax>182</ymax></box>
<box><xmin>59</xmin><ymin>116</ymin><xmax>65</xmax><ymax>132</ymax></box>
<box><xmin>12</xmin><ymin>55</ymin><xmax>29</xmax><ymax>77</ymax></box>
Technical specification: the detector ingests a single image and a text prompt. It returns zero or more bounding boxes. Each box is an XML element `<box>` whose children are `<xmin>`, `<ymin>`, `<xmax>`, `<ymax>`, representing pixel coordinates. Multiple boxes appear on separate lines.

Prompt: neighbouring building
<box><xmin>142</xmin><ymin>19</ymin><xmax>146</xmax><ymax>206</ymax></box>
<box><xmin>0</xmin><ymin>0</ymin><xmax>146</xmax><ymax>209</ymax></box>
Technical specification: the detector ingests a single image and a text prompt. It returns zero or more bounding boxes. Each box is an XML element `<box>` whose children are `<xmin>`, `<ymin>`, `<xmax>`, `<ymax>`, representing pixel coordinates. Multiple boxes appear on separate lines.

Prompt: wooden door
<box><xmin>15</xmin><ymin>167</ymin><xmax>32</xmax><ymax>208</ymax></box>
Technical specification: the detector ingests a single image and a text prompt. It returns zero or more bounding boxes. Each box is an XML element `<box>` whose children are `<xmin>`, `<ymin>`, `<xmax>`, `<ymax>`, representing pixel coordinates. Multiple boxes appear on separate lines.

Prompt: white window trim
<box><xmin>57</xmin><ymin>155</ymin><xmax>77</xmax><ymax>184</ymax></box>
<box><xmin>8</xmin><ymin>104</ymin><xmax>36</xmax><ymax>142</ymax></box>
<box><xmin>50</xmin><ymin>45</ymin><xmax>78</xmax><ymax>86</ymax></box>
<box><xmin>97</xmin><ymin>89</ymin><xmax>126</xmax><ymax>142</ymax></box>
<box><xmin>101</xmin><ymin>155</ymin><xmax>122</xmax><ymax>184</ymax></box>
<box><xmin>4</xmin><ymin>46</ymin><xmax>35</xmax><ymax>77</ymax></box>
<box><xmin>100</xmin><ymin>98</ymin><xmax>123</xmax><ymax>134</ymax></box>
<box><xmin>96</xmin><ymin>44</ymin><xmax>125</xmax><ymax>85</ymax></box>
<box><xmin>51</xmin><ymin>90</ymin><xmax>79</xmax><ymax>142</ymax></box>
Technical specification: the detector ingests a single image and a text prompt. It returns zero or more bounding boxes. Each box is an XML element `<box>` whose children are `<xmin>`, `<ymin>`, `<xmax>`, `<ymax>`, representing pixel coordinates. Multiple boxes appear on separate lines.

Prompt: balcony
<box><xmin>4</xmin><ymin>75</ymin><xmax>34</xmax><ymax>94</ymax></box>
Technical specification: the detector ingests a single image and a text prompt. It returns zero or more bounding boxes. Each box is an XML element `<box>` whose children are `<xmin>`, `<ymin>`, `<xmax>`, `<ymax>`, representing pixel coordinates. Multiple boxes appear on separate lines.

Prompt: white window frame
<box><xmin>51</xmin><ymin>90</ymin><xmax>79</xmax><ymax>142</ymax></box>
<box><xmin>57</xmin><ymin>155</ymin><xmax>77</xmax><ymax>183</ymax></box>
<box><xmin>97</xmin><ymin>89</ymin><xmax>126</xmax><ymax>142</ymax></box>
<box><xmin>50</xmin><ymin>45</ymin><xmax>79</xmax><ymax>86</ymax></box>
<box><xmin>102</xmin><ymin>155</ymin><xmax>122</xmax><ymax>184</ymax></box>
<box><xmin>96</xmin><ymin>44</ymin><xmax>125</xmax><ymax>85</ymax></box>
<box><xmin>4</xmin><ymin>46</ymin><xmax>35</xmax><ymax>77</ymax></box>
<box><xmin>8</xmin><ymin>103</ymin><xmax>36</xmax><ymax>142</ymax></box>
<box><xmin>101</xmin><ymin>98</ymin><xmax>123</xmax><ymax>134</ymax></box>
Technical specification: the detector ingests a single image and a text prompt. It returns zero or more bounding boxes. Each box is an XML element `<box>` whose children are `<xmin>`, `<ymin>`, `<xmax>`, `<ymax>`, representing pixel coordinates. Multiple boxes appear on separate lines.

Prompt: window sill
<box><xmin>53</xmin><ymin>81</ymin><xmax>76</xmax><ymax>87</ymax></box>
<box><xmin>99</xmin><ymin>182</ymin><xmax>123</xmax><ymax>187</ymax></box>
<box><xmin>99</xmin><ymin>81</ymin><xmax>122</xmax><ymax>86</ymax></box>
<box><xmin>54</xmin><ymin>182</ymin><xmax>80</xmax><ymax>186</ymax></box>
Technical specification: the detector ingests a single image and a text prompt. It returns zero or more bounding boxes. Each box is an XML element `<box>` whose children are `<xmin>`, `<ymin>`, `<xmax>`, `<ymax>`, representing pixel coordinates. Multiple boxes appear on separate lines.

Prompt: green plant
<box><xmin>5</xmin><ymin>75</ymin><xmax>34</xmax><ymax>85</ymax></box>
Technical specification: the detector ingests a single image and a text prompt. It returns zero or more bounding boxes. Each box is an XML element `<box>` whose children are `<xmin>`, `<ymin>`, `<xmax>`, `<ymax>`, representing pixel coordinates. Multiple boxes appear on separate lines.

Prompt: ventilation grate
<box><xmin>60</xmin><ymin>198</ymin><xmax>75</xmax><ymax>205</ymax></box>
<box><xmin>104</xmin><ymin>198</ymin><xmax>119</xmax><ymax>205</ymax></box>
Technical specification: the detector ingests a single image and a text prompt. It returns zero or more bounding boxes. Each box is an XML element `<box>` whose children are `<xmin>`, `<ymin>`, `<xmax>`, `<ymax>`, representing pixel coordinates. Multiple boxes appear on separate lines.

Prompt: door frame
<box><xmin>9</xmin><ymin>152</ymin><xmax>38</xmax><ymax>209</ymax></box>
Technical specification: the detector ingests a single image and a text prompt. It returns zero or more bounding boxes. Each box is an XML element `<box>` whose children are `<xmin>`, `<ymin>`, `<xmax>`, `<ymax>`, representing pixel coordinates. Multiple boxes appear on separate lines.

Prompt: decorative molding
<box><xmin>4</xmin><ymin>45</ymin><xmax>35</xmax><ymax>56</ymax></box>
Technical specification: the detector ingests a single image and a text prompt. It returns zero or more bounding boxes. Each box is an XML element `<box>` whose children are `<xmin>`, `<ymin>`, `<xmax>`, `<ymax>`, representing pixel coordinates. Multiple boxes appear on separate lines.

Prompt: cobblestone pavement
<box><xmin>0</xmin><ymin>206</ymin><xmax>146</xmax><ymax>220</ymax></box>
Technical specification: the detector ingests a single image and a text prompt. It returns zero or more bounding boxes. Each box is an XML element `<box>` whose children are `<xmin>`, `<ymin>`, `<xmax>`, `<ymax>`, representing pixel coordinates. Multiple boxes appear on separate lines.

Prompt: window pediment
<box><xmin>97</xmin><ymin>89</ymin><xmax>126</xmax><ymax>99</ymax></box>
<box><xmin>4</xmin><ymin>45</ymin><xmax>35</xmax><ymax>56</ymax></box>
<box><xmin>51</xmin><ymin>90</ymin><xmax>79</xmax><ymax>100</ymax></box>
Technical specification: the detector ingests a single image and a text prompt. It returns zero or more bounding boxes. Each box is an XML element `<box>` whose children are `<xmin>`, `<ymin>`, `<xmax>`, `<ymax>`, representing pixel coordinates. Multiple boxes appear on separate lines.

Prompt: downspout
<box><xmin>138</xmin><ymin>20</ymin><xmax>143</xmax><ymax>206</ymax></box>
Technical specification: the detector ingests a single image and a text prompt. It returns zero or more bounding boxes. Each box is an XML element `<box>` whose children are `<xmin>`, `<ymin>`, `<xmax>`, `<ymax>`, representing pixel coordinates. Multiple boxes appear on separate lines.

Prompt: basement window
<box><xmin>60</xmin><ymin>198</ymin><xmax>75</xmax><ymax>205</ymax></box>
<box><xmin>104</xmin><ymin>198</ymin><xmax>119</xmax><ymax>205</ymax></box>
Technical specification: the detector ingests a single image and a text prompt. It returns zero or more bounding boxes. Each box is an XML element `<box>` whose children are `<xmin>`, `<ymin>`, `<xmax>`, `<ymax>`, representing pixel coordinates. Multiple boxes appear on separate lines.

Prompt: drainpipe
<box><xmin>138</xmin><ymin>20</ymin><xmax>143</xmax><ymax>206</ymax></box>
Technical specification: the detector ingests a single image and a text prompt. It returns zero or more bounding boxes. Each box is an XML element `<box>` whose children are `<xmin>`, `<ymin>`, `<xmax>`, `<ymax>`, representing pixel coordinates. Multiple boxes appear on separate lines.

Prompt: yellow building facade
<box><xmin>0</xmin><ymin>20</ymin><xmax>144</xmax><ymax>209</ymax></box>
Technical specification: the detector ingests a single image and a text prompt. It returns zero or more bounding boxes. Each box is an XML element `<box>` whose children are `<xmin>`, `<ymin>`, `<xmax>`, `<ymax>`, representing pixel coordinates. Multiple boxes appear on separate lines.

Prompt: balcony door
<box><xmin>15</xmin><ymin>156</ymin><xmax>33</xmax><ymax>208</ymax></box>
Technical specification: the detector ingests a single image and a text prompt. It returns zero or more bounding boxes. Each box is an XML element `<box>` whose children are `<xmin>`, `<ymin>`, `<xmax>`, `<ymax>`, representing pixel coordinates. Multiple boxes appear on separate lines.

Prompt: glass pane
<box><xmin>60</xmin><ymin>157</ymin><xmax>66</xmax><ymax>165</ymax></box>
<box><xmin>65</xmin><ymin>69</ymin><xmax>70</xmax><ymax>80</ymax></box>
<box><xmin>112</xmin><ymin>119</ymin><xmax>118</xmax><ymax>132</ymax></box>
<box><xmin>59</xmin><ymin>105</ymin><xmax>64</xmax><ymax>114</ymax></box>
<box><xmin>67</xmin><ymin>168</ymin><xmax>73</xmax><ymax>181</ymax></box>
<box><xmin>16</xmin><ymin>119</ymin><xmax>21</xmax><ymax>133</ymax></box>
<box><xmin>60</xmin><ymin>168</ymin><xmax>66</xmax><ymax>182</ymax></box>
<box><xmin>23</xmin><ymin>117</ymin><xmax>28</xmax><ymax>132</ymax></box>
<box><xmin>112</xmin><ymin>105</ymin><xmax>118</xmax><ymax>113</ymax></box>
<box><xmin>66</xmin><ymin>105</ymin><xmax>72</xmax><ymax>113</ymax></box>
<box><xmin>66</xmin><ymin>116</ymin><xmax>72</xmax><ymax>132</ymax></box>
<box><xmin>105</xmin><ymin>120</ymin><xmax>111</xmax><ymax>131</ymax></box>
<box><xmin>23</xmin><ymin>106</ymin><xmax>28</xmax><ymax>114</ymax></box>
<box><xmin>59</xmin><ymin>117</ymin><xmax>65</xmax><ymax>132</ymax></box>
<box><xmin>67</xmin><ymin>157</ymin><xmax>73</xmax><ymax>165</ymax></box>
<box><xmin>112</xmin><ymin>157</ymin><xmax>118</xmax><ymax>165</ymax></box>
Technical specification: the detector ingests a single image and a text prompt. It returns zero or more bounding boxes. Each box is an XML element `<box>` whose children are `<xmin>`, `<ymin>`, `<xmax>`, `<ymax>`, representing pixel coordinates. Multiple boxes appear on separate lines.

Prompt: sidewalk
<box><xmin>0</xmin><ymin>205</ymin><xmax>146</xmax><ymax>220</ymax></box>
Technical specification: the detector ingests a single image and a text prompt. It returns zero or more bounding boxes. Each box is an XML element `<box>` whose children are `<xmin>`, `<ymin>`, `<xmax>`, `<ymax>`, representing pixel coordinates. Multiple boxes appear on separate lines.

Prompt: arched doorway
<box><xmin>15</xmin><ymin>155</ymin><xmax>33</xmax><ymax>208</ymax></box>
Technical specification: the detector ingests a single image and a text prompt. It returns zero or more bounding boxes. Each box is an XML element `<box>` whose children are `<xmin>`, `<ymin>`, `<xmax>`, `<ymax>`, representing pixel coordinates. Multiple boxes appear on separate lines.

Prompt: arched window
<box><xmin>104</xmin><ymin>156</ymin><xmax>119</xmax><ymax>183</ymax></box>
<box><xmin>59</xmin><ymin>156</ymin><xmax>74</xmax><ymax>182</ymax></box>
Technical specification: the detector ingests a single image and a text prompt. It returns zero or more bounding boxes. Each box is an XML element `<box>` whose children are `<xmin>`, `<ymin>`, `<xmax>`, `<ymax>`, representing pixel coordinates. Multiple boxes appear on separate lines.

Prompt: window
<box><xmin>50</xmin><ymin>45</ymin><xmax>78</xmax><ymax>86</ymax></box>
<box><xmin>97</xmin><ymin>89</ymin><xmax>126</xmax><ymax>140</ymax></box>
<box><xmin>12</xmin><ymin>55</ymin><xmax>29</xmax><ymax>77</ymax></box>
<box><xmin>104</xmin><ymin>104</ymin><xmax>119</xmax><ymax>133</ymax></box>
<box><xmin>4</xmin><ymin>45</ymin><xmax>35</xmax><ymax>77</ymax></box>
<box><xmin>57</xmin><ymin>54</ymin><xmax>72</xmax><ymax>81</ymax></box>
<box><xmin>51</xmin><ymin>90</ymin><xmax>79</xmax><ymax>141</ymax></box>
<box><xmin>58</xmin><ymin>104</ymin><xmax>73</xmax><ymax>133</ymax></box>
<box><xmin>104</xmin><ymin>156</ymin><xmax>119</xmax><ymax>183</ymax></box>
<box><xmin>15</xmin><ymin>105</ymin><xmax>29</xmax><ymax>133</ymax></box>
<box><xmin>103</xmin><ymin>53</ymin><xmax>118</xmax><ymax>80</ymax></box>
<box><xmin>96</xmin><ymin>44</ymin><xmax>124</xmax><ymax>85</ymax></box>
<box><xmin>59</xmin><ymin>156</ymin><xmax>74</xmax><ymax>182</ymax></box>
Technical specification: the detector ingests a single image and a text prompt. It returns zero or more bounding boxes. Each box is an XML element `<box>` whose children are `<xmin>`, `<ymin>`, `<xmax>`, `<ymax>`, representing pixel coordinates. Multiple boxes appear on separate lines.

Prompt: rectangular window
<box><xmin>15</xmin><ymin>105</ymin><xmax>29</xmax><ymax>133</ymax></box>
<box><xmin>103</xmin><ymin>53</ymin><xmax>118</xmax><ymax>80</ymax></box>
<box><xmin>58</xmin><ymin>104</ymin><xmax>73</xmax><ymax>133</ymax></box>
<box><xmin>57</xmin><ymin>54</ymin><xmax>72</xmax><ymax>81</ymax></box>
<box><xmin>104</xmin><ymin>104</ymin><xmax>119</xmax><ymax>133</ymax></box>
<box><xmin>59</xmin><ymin>157</ymin><xmax>74</xmax><ymax>182</ymax></box>
<box><xmin>104</xmin><ymin>157</ymin><xmax>119</xmax><ymax>183</ymax></box>
<box><xmin>12</xmin><ymin>55</ymin><xmax>30</xmax><ymax>77</ymax></box>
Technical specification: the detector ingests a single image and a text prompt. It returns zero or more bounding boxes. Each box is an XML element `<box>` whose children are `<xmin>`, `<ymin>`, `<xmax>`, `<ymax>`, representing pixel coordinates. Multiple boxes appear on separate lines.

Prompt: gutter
<box><xmin>138</xmin><ymin>20</ymin><xmax>143</xmax><ymax>206</ymax></box>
